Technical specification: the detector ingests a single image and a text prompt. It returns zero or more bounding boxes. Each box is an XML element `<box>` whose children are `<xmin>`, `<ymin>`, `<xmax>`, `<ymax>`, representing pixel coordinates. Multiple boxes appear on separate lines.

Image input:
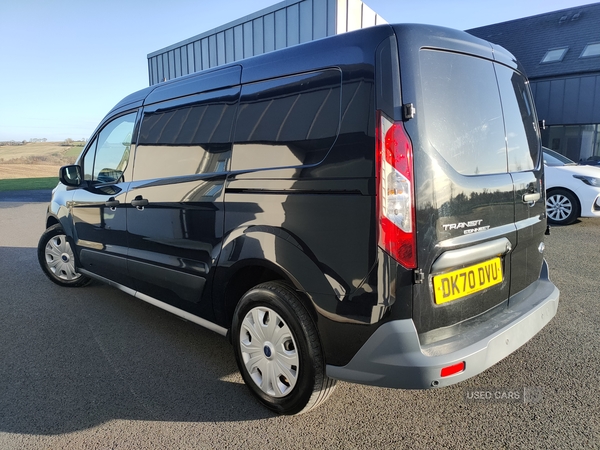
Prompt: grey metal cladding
<box><xmin>174</xmin><ymin>48</ymin><xmax>181</xmax><ymax>78</ymax></box>
<box><xmin>187</xmin><ymin>43</ymin><xmax>194</xmax><ymax>73</ymax></box>
<box><xmin>202</xmin><ymin>39</ymin><xmax>210</xmax><ymax>71</ymax></box>
<box><xmin>313</xmin><ymin>0</ymin><xmax>327</xmax><ymax>39</ymax></box>
<box><xmin>264</xmin><ymin>13</ymin><xmax>275</xmax><ymax>52</ymax></box>
<box><xmin>209</xmin><ymin>35</ymin><xmax>218</xmax><ymax>68</ymax></box>
<box><xmin>253</xmin><ymin>18</ymin><xmax>264</xmax><ymax>55</ymax></box>
<box><xmin>147</xmin><ymin>0</ymin><xmax>386</xmax><ymax>86</ymax></box>
<box><xmin>243</xmin><ymin>22</ymin><xmax>253</xmax><ymax>59</ymax></box>
<box><xmin>193</xmin><ymin>42</ymin><xmax>201</xmax><ymax>72</ymax></box>
<box><xmin>287</xmin><ymin>2</ymin><xmax>300</xmax><ymax>46</ymax></box>
<box><xmin>217</xmin><ymin>32</ymin><xmax>226</xmax><ymax>65</ymax></box>
<box><xmin>531</xmin><ymin>75</ymin><xmax>600</xmax><ymax>125</ymax></box>
<box><xmin>234</xmin><ymin>25</ymin><xmax>244</xmax><ymax>61</ymax></box>
<box><xmin>225</xmin><ymin>29</ymin><xmax>235</xmax><ymax>64</ymax></box>
<box><xmin>275</xmin><ymin>8</ymin><xmax>287</xmax><ymax>50</ymax></box>
<box><xmin>299</xmin><ymin>0</ymin><xmax>312</xmax><ymax>43</ymax></box>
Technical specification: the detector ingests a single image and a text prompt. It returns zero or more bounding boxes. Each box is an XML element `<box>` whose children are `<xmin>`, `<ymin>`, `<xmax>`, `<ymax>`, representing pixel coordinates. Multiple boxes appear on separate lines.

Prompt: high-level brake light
<box><xmin>376</xmin><ymin>111</ymin><xmax>417</xmax><ymax>269</ymax></box>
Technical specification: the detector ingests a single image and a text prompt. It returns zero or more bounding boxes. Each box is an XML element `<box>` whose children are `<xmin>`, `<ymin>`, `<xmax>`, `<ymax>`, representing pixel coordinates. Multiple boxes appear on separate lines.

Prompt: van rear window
<box><xmin>420</xmin><ymin>50</ymin><xmax>540</xmax><ymax>175</ymax></box>
<box><xmin>420</xmin><ymin>50</ymin><xmax>507</xmax><ymax>175</ymax></box>
<box><xmin>495</xmin><ymin>64</ymin><xmax>539</xmax><ymax>172</ymax></box>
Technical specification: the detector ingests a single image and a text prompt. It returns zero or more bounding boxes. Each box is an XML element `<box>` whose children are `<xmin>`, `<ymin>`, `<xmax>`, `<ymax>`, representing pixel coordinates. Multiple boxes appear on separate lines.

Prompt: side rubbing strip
<box><xmin>135</xmin><ymin>292</ymin><xmax>228</xmax><ymax>336</ymax></box>
<box><xmin>79</xmin><ymin>269</ymin><xmax>228</xmax><ymax>336</ymax></box>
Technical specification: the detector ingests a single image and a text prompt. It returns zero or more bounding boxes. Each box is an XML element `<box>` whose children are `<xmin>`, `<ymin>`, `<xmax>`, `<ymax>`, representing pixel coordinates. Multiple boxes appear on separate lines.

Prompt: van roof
<box><xmin>107</xmin><ymin>23</ymin><xmax>520</xmax><ymax>115</ymax></box>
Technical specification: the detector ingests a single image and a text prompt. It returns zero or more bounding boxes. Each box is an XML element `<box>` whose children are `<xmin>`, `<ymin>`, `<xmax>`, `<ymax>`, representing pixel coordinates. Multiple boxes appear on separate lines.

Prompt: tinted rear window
<box><xmin>420</xmin><ymin>50</ymin><xmax>507</xmax><ymax>175</ymax></box>
<box><xmin>495</xmin><ymin>64</ymin><xmax>539</xmax><ymax>172</ymax></box>
<box><xmin>420</xmin><ymin>49</ymin><xmax>539</xmax><ymax>175</ymax></box>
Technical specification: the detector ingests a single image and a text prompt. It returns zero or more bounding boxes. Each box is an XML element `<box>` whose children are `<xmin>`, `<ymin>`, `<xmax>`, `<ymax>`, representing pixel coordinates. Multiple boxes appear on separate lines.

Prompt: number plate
<box><xmin>433</xmin><ymin>257</ymin><xmax>503</xmax><ymax>305</ymax></box>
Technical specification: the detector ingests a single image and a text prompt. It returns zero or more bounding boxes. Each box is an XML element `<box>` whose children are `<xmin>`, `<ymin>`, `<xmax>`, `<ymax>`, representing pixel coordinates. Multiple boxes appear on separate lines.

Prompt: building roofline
<box><xmin>148</xmin><ymin>0</ymin><xmax>306</xmax><ymax>58</ymax></box>
<box><xmin>468</xmin><ymin>1</ymin><xmax>600</xmax><ymax>31</ymax></box>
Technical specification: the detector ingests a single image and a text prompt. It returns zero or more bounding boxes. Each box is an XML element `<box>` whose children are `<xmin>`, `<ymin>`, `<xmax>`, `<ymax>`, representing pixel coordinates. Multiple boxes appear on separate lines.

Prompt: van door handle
<box><xmin>131</xmin><ymin>196</ymin><xmax>149</xmax><ymax>209</ymax></box>
<box><xmin>105</xmin><ymin>197</ymin><xmax>120</xmax><ymax>208</ymax></box>
<box><xmin>522</xmin><ymin>192</ymin><xmax>541</xmax><ymax>204</ymax></box>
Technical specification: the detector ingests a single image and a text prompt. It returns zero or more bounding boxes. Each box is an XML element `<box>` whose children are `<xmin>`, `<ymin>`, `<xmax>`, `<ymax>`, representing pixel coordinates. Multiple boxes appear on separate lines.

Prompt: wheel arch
<box><xmin>45</xmin><ymin>215</ymin><xmax>60</xmax><ymax>229</ymax></box>
<box><xmin>213</xmin><ymin>227</ymin><xmax>338</xmax><ymax>333</ymax></box>
<box><xmin>220</xmin><ymin>260</ymin><xmax>304</xmax><ymax>335</ymax></box>
<box><xmin>45</xmin><ymin>199</ymin><xmax>76</xmax><ymax>238</ymax></box>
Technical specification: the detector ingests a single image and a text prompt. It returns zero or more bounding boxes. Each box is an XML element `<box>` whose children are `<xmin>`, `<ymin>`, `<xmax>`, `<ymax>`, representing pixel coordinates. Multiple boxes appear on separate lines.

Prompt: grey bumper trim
<box><xmin>431</xmin><ymin>237</ymin><xmax>511</xmax><ymax>273</ymax></box>
<box><xmin>326</xmin><ymin>260</ymin><xmax>559</xmax><ymax>389</ymax></box>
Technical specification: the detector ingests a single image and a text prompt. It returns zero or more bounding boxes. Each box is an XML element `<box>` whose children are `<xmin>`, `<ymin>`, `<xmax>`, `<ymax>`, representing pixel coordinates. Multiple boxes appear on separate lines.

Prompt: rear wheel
<box><xmin>232</xmin><ymin>281</ymin><xmax>336</xmax><ymax>415</ymax></box>
<box><xmin>38</xmin><ymin>224</ymin><xmax>90</xmax><ymax>287</ymax></box>
<box><xmin>546</xmin><ymin>189</ymin><xmax>579</xmax><ymax>225</ymax></box>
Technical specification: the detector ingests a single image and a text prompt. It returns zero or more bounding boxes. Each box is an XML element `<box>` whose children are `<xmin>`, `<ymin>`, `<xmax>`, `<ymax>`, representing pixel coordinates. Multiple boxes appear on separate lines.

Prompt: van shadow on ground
<box><xmin>0</xmin><ymin>246</ymin><xmax>271</xmax><ymax>436</ymax></box>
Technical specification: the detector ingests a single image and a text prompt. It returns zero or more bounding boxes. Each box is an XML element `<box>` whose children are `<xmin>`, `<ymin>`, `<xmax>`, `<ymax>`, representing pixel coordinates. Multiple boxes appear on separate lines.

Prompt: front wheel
<box><xmin>38</xmin><ymin>224</ymin><xmax>90</xmax><ymax>287</ymax></box>
<box><xmin>232</xmin><ymin>281</ymin><xmax>336</xmax><ymax>415</ymax></box>
<box><xmin>546</xmin><ymin>189</ymin><xmax>579</xmax><ymax>225</ymax></box>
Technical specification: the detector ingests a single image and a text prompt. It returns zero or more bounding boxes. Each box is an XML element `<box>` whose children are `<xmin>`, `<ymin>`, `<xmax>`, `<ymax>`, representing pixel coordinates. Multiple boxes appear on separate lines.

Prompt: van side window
<box><xmin>420</xmin><ymin>50</ymin><xmax>507</xmax><ymax>175</ymax></box>
<box><xmin>495</xmin><ymin>65</ymin><xmax>540</xmax><ymax>172</ymax></box>
<box><xmin>82</xmin><ymin>138</ymin><xmax>97</xmax><ymax>182</ymax></box>
<box><xmin>135</xmin><ymin>87</ymin><xmax>239</xmax><ymax>180</ymax></box>
<box><xmin>82</xmin><ymin>112</ymin><xmax>137</xmax><ymax>184</ymax></box>
<box><xmin>231</xmin><ymin>69</ymin><xmax>341</xmax><ymax>171</ymax></box>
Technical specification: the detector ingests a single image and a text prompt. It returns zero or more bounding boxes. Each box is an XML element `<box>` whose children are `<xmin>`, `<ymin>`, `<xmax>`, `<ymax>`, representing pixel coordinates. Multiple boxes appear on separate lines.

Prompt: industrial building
<box><xmin>147</xmin><ymin>0</ymin><xmax>385</xmax><ymax>86</ymax></box>
<box><xmin>468</xmin><ymin>3</ymin><xmax>600</xmax><ymax>163</ymax></box>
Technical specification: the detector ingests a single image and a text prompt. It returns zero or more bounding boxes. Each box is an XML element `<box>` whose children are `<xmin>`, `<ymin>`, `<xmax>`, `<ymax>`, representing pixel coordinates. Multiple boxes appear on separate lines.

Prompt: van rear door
<box><xmin>393</xmin><ymin>27</ymin><xmax>544</xmax><ymax>339</ymax></box>
<box><xmin>492</xmin><ymin>63</ymin><xmax>545</xmax><ymax>298</ymax></box>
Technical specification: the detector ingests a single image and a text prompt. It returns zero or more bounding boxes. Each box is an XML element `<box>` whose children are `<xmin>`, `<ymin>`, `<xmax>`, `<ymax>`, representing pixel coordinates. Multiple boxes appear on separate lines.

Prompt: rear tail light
<box><xmin>376</xmin><ymin>111</ymin><xmax>417</xmax><ymax>269</ymax></box>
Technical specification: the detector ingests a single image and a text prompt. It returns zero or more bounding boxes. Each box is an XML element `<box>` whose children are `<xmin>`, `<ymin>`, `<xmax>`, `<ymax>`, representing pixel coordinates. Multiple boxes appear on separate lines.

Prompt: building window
<box><xmin>542</xmin><ymin>124</ymin><xmax>600</xmax><ymax>163</ymax></box>
<box><xmin>540</xmin><ymin>47</ymin><xmax>568</xmax><ymax>63</ymax></box>
<box><xmin>580</xmin><ymin>43</ymin><xmax>600</xmax><ymax>58</ymax></box>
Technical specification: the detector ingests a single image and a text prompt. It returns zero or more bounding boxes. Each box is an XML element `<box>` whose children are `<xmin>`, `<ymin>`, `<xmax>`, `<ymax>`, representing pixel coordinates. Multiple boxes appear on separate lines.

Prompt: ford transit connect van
<box><xmin>38</xmin><ymin>24</ymin><xmax>559</xmax><ymax>415</ymax></box>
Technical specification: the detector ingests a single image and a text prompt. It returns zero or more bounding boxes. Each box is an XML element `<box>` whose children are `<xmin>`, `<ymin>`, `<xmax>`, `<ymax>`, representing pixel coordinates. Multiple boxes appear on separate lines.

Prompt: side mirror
<box><xmin>59</xmin><ymin>165</ymin><xmax>82</xmax><ymax>187</ymax></box>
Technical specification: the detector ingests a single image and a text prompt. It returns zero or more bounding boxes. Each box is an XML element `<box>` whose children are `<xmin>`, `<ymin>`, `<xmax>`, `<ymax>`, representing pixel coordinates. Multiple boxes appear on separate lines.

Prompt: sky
<box><xmin>0</xmin><ymin>0</ymin><xmax>595</xmax><ymax>142</ymax></box>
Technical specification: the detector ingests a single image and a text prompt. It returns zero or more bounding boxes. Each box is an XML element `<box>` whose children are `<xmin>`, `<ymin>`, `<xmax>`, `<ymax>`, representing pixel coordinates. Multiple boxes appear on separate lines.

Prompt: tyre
<box><xmin>38</xmin><ymin>224</ymin><xmax>91</xmax><ymax>287</ymax></box>
<box><xmin>546</xmin><ymin>189</ymin><xmax>580</xmax><ymax>225</ymax></box>
<box><xmin>232</xmin><ymin>281</ymin><xmax>337</xmax><ymax>415</ymax></box>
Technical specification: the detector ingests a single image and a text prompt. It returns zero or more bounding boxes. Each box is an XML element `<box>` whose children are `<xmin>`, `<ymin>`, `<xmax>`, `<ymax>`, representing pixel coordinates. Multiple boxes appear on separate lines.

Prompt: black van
<box><xmin>38</xmin><ymin>24</ymin><xmax>559</xmax><ymax>415</ymax></box>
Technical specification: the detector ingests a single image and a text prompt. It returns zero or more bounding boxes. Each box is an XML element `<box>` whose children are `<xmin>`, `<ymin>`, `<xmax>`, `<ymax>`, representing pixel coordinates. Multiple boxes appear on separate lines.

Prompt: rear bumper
<box><xmin>326</xmin><ymin>259</ymin><xmax>559</xmax><ymax>389</ymax></box>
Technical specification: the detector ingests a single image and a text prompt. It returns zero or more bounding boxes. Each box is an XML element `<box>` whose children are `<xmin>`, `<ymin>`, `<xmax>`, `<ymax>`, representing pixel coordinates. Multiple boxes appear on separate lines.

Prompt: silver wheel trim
<box><xmin>239</xmin><ymin>306</ymin><xmax>299</xmax><ymax>398</ymax></box>
<box><xmin>44</xmin><ymin>234</ymin><xmax>81</xmax><ymax>281</ymax></box>
<box><xmin>546</xmin><ymin>194</ymin><xmax>573</xmax><ymax>222</ymax></box>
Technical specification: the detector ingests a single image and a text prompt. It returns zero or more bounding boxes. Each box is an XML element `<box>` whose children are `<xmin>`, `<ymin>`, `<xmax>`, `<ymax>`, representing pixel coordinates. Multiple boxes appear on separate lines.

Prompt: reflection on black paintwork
<box><xmin>136</xmin><ymin>88</ymin><xmax>238</xmax><ymax>180</ymax></box>
<box><xmin>125</xmin><ymin>87</ymin><xmax>239</xmax><ymax>315</ymax></box>
<box><xmin>231</xmin><ymin>70</ymin><xmax>341</xmax><ymax>171</ymax></box>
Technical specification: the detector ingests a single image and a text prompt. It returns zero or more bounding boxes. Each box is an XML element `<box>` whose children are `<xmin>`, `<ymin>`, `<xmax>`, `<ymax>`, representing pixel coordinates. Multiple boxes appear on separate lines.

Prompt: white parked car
<box><xmin>544</xmin><ymin>148</ymin><xmax>600</xmax><ymax>225</ymax></box>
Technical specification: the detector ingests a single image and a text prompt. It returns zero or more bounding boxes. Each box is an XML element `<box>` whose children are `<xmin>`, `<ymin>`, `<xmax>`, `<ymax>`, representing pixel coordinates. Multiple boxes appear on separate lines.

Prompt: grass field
<box><xmin>0</xmin><ymin>177</ymin><xmax>58</xmax><ymax>192</ymax></box>
<box><xmin>0</xmin><ymin>142</ymin><xmax>82</xmax><ymax>161</ymax></box>
<box><xmin>64</xmin><ymin>146</ymin><xmax>84</xmax><ymax>158</ymax></box>
<box><xmin>0</xmin><ymin>142</ymin><xmax>81</xmax><ymax>186</ymax></box>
